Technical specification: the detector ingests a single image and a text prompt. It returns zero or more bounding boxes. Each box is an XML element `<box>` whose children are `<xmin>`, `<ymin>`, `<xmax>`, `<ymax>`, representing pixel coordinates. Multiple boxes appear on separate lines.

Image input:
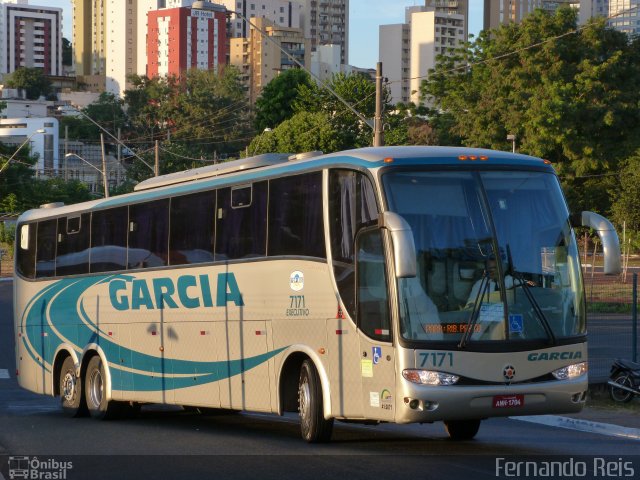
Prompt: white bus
<box><xmin>13</xmin><ymin>146</ymin><xmax>621</xmax><ymax>442</ymax></box>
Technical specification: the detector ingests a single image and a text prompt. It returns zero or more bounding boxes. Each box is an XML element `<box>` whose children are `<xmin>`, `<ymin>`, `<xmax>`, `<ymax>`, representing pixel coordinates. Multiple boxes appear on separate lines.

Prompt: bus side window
<box><xmin>90</xmin><ymin>207</ymin><xmax>128</xmax><ymax>273</ymax></box>
<box><xmin>169</xmin><ymin>190</ymin><xmax>216</xmax><ymax>265</ymax></box>
<box><xmin>36</xmin><ymin>219</ymin><xmax>57</xmax><ymax>278</ymax></box>
<box><xmin>216</xmin><ymin>181</ymin><xmax>267</xmax><ymax>260</ymax></box>
<box><xmin>329</xmin><ymin>170</ymin><xmax>379</xmax><ymax>320</ymax></box>
<box><xmin>16</xmin><ymin>223</ymin><xmax>36</xmax><ymax>279</ymax></box>
<box><xmin>56</xmin><ymin>214</ymin><xmax>90</xmax><ymax>276</ymax></box>
<box><xmin>356</xmin><ymin>229</ymin><xmax>391</xmax><ymax>341</ymax></box>
<box><xmin>268</xmin><ymin>172</ymin><xmax>325</xmax><ymax>258</ymax></box>
<box><xmin>128</xmin><ymin>199</ymin><xmax>169</xmax><ymax>269</ymax></box>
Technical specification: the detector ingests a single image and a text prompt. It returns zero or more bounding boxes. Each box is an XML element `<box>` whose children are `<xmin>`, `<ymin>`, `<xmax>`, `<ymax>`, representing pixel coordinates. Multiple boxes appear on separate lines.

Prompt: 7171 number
<box><xmin>419</xmin><ymin>352</ymin><xmax>454</xmax><ymax>368</ymax></box>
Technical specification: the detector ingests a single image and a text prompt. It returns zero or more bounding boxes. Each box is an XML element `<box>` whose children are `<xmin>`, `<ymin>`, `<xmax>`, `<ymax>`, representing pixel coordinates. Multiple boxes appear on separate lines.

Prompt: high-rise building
<box><xmin>484</xmin><ymin>0</ymin><xmax>583</xmax><ymax>30</ymax></box>
<box><xmin>581</xmin><ymin>0</ymin><xmax>640</xmax><ymax>35</ymax></box>
<box><xmin>147</xmin><ymin>3</ymin><xmax>227</xmax><ymax>78</ymax></box>
<box><xmin>295</xmin><ymin>0</ymin><xmax>349</xmax><ymax>66</ymax></box>
<box><xmin>380</xmin><ymin>5</ymin><xmax>466</xmax><ymax>105</ymax></box>
<box><xmin>484</xmin><ymin>0</ymin><xmax>544</xmax><ymax>30</ymax></box>
<box><xmin>425</xmin><ymin>0</ymin><xmax>469</xmax><ymax>38</ymax></box>
<box><xmin>230</xmin><ymin>17</ymin><xmax>309</xmax><ymax>103</ymax></box>
<box><xmin>218</xmin><ymin>0</ymin><xmax>302</xmax><ymax>39</ymax></box>
<box><xmin>72</xmin><ymin>0</ymin><xmax>137</xmax><ymax>95</ymax></box>
<box><xmin>72</xmin><ymin>0</ymin><xmax>106</xmax><ymax>89</ymax></box>
<box><xmin>0</xmin><ymin>0</ymin><xmax>63</xmax><ymax>78</ymax></box>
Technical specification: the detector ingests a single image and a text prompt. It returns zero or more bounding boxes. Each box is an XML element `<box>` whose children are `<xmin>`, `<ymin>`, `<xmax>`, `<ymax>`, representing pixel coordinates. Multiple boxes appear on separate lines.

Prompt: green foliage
<box><xmin>5</xmin><ymin>67</ymin><xmax>52</xmax><ymax>100</ymax></box>
<box><xmin>124</xmin><ymin>67</ymin><xmax>252</xmax><ymax>162</ymax></box>
<box><xmin>293</xmin><ymin>72</ymin><xmax>381</xmax><ymax>149</ymax></box>
<box><xmin>422</xmin><ymin>8</ymin><xmax>640</xmax><ymax>214</ymax></box>
<box><xmin>62</xmin><ymin>37</ymin><xmax>72</xmax><ymax>66</ymax></box>
<box><xmin>248</xmin><ymin>112</ymin><xmax>342</xmax><ymax>155</ymax></box>
<box><xmin>0</xmin><ymin>142</ymin><xmax>38</xmax><ymax>211</ymax></box>
<box><xmin>60</xmin><ymin>92</ymin><xmax>127</xmax><ymax>140</ymax></box>
<box><xmin>22</xmin><ymin>178</ymin><xmax>93</xmax><ymax>208</ymax></box>
<box><xmin>0</xmin><ymin>222</ymin><xmax>16</xmax><ymax>247</ymax></box>
<box><xmin>611</xmin><ymin>149</ymin><xmax>640</xmax><ymax>232</ymax></box>
<box><xmin>255</xmin><ymin>69</ymin><xmax>313</xmax><ymax>131</ymax></box>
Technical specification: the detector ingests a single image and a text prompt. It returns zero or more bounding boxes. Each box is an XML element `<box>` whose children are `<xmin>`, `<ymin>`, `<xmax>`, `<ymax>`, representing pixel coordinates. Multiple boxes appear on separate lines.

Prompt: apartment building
<box><xmin>380</xmin><ymin>4</ymin><xmax>466</xmax><ymax>105</ymax></box>
<box><xmin>297</xmin><ymin>0</ymin><xmax>348</xmax><ymax>66</ymax></box>
<box><xmin>0</xmin><ymin>0</ymin><xmax>63</xmax><ymax>78</ymax></box>
<box><xmin>147</xmin><ymin>3</ymin><xmax>227</xmax><ymax>78</ymax></box>
<box><xmin>230</xmin><ymin>17</ymin><xmax>309</xmax><ymax>103</ymax></box>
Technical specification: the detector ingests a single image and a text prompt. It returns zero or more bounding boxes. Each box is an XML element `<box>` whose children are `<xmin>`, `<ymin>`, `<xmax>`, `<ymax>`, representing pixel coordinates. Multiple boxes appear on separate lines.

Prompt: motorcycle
<box><xmin>608</xmin><ymin>359</ymin><xmax>640</xmax><ymax>403</ymax></box>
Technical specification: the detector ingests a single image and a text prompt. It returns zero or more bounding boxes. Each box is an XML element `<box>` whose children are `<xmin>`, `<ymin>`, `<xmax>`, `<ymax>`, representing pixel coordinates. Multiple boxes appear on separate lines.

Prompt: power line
<box><xmin>391</xmin><ymin>5</ymin><xmax>640</xmax><ymax>86</ymax></box>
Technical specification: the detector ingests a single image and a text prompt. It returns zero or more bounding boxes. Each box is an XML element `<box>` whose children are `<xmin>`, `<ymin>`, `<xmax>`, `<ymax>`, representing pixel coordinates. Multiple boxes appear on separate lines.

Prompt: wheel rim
<box><xmin>62</xmin><ymin>372</ymin><xmax>76</xmax><ymax>402</ymax></box>
<box><xmin>611</xmin><ymin>375</ymin><xmax>632</xmax><ymax>401</ymax></box>
<box><xmin>89</xmin><ymin>368</ymin><xmax>103</xmax><ymax>408</ymax></box>
<box><xmin>299</xmin><ymin>375</ymin><xmax>311</xmax><ymax>430</ymax></box>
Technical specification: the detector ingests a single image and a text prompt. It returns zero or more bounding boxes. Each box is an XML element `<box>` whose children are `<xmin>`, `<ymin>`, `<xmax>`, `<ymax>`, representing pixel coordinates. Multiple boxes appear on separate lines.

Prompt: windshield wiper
<box><xmin>511</xmin><ymin>270</ymin><xmax>557</xmax><ymax>345</ymax></box>
<box><xmin>458</xmin><ymin>273</ymin><xmax>490</xmax><ymax>349</ymax></box>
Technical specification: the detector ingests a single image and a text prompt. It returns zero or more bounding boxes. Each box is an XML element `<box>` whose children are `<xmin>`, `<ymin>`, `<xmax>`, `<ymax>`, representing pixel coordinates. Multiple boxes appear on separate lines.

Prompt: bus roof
<box><xmin>17</xmin><ymin>146</ymin><xmax>551</xmax><ymax>223</ymax></box>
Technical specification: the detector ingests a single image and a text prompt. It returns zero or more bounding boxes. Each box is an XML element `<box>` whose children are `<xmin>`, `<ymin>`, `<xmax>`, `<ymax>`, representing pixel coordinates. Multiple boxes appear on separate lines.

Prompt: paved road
<box><xmin>1</xmin><ymin>281</ymin><xmax>639</xmax><ymax>480</ymax></box>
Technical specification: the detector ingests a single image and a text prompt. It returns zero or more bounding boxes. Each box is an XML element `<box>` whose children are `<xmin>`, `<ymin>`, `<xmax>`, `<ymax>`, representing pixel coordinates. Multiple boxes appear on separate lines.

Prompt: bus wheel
<box><xmin>444</xmin><ymin>419</ymin><xmax>481</xmax><ymax>440</ymax></box>
<box><xmin>60</xmin><ymin>356</ymin><xmax>87</xmax><ymax>417</ymax></box>
<box><xmin>298</xmin><ymin>359</ymin><xmax>333</xmax><ymax>442</ymax></box>
<box><xmin>85</xmin><ymin>356</ymin><xmax>120</xmax><ymax>420</ymax></box>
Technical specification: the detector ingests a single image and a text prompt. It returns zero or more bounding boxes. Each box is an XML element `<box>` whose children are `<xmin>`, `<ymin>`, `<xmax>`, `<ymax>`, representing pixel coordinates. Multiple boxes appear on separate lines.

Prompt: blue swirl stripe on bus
<box><xmin>21</xmin><ymin>276</ymin><xmax>286</xmax><ymax>391</ymax></box>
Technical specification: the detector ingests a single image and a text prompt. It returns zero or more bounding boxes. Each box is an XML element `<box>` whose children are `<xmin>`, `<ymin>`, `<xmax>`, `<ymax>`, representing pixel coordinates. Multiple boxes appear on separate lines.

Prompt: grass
<box><xmin>586</xmin><ymin>384</ymin><xmax>640</xmax><ymax>412</ymax></box>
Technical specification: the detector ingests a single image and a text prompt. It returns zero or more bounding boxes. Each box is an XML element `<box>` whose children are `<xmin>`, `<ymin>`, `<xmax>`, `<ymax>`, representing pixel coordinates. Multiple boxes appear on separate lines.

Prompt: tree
<box><xmin>422</xmin><ymin>8</ymin><xmax>640</xmax><ymax>214</ymax></box>
<box><xmin>610</xmin><ymin>149</ymin><xmax>640</xmax><ymax>232</ymax></box>
<box><xmin>254</xmin><ymin>69</ymin><xmax>313</xmax><ymax>131</ymax></box>
<box><xmin>293</xmin><ymin>72</ymin><xmax>384</xmax><ymax>149</ymax></box>
<box><xmin>60</xmin><ymin>92</ymin><xmax>127</xmax><ymax>140</ymax></box>
<box><xmin>5</xmin><ymin>67</ymin><xmax>52</xmax><ymax>100</ymax></box>
<box><xmin>247</xmin><ymin>111</ymin><xmax>342</xmax><ymax>155</ymax></box>
<box><xmin>62</xmin><ymin>38</ymin><xmax>72</xmax><ymax>66</ymax></box>
<box><xmin>124</xmin><ymin>67</ymin><xmax>253</xmax><ymax>168</ymax></box>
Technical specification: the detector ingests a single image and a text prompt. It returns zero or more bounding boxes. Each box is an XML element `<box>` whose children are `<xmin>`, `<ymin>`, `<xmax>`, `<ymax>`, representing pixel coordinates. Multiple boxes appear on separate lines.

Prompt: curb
<box><xmin>511</xmin><ymin>415</ymin><xmax>640</xmax><ymax>441</ymax></box>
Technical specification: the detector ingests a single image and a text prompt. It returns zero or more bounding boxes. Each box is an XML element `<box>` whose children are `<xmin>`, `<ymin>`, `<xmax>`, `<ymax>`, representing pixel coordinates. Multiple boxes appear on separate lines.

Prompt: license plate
<box><xmin>492</xmin><ymin>394</ymin><xmax>524</xmax><ymax>408</ymax></box>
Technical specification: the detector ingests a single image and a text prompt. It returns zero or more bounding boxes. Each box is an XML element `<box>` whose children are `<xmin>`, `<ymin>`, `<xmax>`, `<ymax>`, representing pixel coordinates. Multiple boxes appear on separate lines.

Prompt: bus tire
<box><xmin>60</xmin><ymin>356</ymin><xmax>87</xmax><ymax>417</ymax></box>
<box><xmin>444</xmin><ymin>419</ymin><xmax>481</xmax><ymax>440</ymax></box>
<box><xmin>85</xmin><ymin>356</ymin><xmax>121</xmax><ymax>420</ymax></box>
<box><xmin>609</xmin><ymin>373</ymin><xmax>634</xmax><ymax>403</ymax></box>
<box><xmin>298</xmin><ymin>359</ymin><xmax>333</xmax><ymax>443</ymax></box>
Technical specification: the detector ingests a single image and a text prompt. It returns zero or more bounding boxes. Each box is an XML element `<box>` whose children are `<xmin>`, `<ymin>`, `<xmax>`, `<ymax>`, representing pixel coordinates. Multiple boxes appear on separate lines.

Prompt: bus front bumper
<box><xmin>395</xmin><ymin>376</ymin><xmax>588</xmax><ymax>424</ymax></box>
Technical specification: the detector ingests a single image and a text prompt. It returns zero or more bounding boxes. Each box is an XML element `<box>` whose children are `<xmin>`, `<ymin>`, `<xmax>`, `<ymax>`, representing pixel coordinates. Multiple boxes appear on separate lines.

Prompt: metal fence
<box><xmin>585</xmin><ymin>269</ymin><xmax>639</xmax><ymax>382</ymax></box>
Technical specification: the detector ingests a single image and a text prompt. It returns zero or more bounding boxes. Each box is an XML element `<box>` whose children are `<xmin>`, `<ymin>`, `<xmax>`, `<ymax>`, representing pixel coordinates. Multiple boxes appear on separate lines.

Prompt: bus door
<box><xmin>355</xmin><ymin>228</ymin><xmax>396</xmax><ymax>421</ymax></box>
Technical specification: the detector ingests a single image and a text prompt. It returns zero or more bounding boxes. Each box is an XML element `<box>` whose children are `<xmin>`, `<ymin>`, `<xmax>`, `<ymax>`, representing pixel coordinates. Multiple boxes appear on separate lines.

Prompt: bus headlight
<box><xmin>402</xmin><ymin>369</ymin><xmax>459</xmax><ymax>386</ymax></box>
<box><xmin>552</xmin><ymin>362</ymin><xmax>587</xmax><ymax>380</ymax></box>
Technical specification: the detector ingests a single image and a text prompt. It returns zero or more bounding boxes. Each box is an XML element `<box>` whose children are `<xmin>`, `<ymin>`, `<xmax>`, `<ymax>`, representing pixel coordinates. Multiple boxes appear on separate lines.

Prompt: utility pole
<box><xmin>374</xmin><ymin>62</ymin><xmax>384</xmax><ymax>147</ymax></box>
<box><xmin>117</xmin><ymin>128</ymin><xmax>122</xmax><ymax>164</ymax></box>
<box><xmin>155</xmin><ymin>140</ymin><xmax>160</xmax><ymax>177</ymax></box>
<box><xmin>64</xmin><ymin>125</ymin><xmax>68</xmax><ymax>181</ymax></box>
<box><xmin>100</xmin><ymin>133</ymin><xmax>109</xmax><ymax>198</ymax></box>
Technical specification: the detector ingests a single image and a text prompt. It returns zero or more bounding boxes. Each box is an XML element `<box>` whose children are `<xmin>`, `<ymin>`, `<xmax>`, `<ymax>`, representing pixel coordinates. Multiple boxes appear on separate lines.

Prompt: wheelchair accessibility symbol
<box><xmin>509</xmin><ymin>314</ymin><xmax>523</xmax><ymax>334</ymax></box>
<box><xmin>372</xmin><ymin>347</ymin><xmax>382</xmax><ymax>365</ymax></box>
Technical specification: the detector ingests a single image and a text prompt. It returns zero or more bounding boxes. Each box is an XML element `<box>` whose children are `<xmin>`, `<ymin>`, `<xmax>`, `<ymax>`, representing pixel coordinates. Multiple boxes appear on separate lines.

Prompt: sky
<box><xmin>46</xmin><ymin>0</ymin><xmax>483</xmax><ymax>70</ymax></box>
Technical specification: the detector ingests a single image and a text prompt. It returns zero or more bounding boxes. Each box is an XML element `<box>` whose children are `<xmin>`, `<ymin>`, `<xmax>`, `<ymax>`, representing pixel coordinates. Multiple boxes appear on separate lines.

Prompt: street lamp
<box><xmin>58</xmin><ymin>105</ymin><xmax>156</xmax><ymax>174</ymax></box>
<box><xmin>0</xmin><ymin>128</ymin><xmax>46</xmax><ymax>175</ymax></box>
<box><xmin>507</xmin><ymin>134</ymin><xmax>516</xmax><ymax>153</ymax></box>
<box><xmin>65</xmin><ymin>153</ymin><xmax>109</xmax><ymax>198</ymax></box>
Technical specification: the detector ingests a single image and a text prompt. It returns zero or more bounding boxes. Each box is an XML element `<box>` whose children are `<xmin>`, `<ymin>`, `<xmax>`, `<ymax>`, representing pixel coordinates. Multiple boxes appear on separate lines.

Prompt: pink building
<box><xmin>147</xmin><ymin>3</ymin><xmax>227</xmax><ymax>79</ymax></box>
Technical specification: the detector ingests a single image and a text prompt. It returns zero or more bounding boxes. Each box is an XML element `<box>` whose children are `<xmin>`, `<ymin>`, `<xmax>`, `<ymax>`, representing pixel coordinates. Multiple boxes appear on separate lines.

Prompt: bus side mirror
<box><xmin>378</xmin><ymin>211</ymin><xmax>417</xmax><ymax>278</ymax></box>
<box><xmin>571</xmin><ymin>211</ymin><xmax>621</xmax><ymax>275</ymax></box>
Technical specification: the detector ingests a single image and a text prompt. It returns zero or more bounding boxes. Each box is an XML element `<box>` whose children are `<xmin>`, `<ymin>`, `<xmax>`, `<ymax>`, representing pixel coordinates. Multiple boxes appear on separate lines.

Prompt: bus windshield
<box><xmin>382</xmin><ymin>169</ymin><xmax>584</xmax><ymax>347</ymax></box>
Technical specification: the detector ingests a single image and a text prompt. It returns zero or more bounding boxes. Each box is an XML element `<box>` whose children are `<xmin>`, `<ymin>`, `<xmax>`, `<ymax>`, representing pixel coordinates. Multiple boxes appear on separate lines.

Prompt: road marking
<box><xmin>511</xmin><ymin>415</ymin><xmax>640</xmax><ymax>441</ymax></box>
<box><xmin>0</xmin><ymin>369</ymin><xmax>9</xmax><ymax>379</ymax></box>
